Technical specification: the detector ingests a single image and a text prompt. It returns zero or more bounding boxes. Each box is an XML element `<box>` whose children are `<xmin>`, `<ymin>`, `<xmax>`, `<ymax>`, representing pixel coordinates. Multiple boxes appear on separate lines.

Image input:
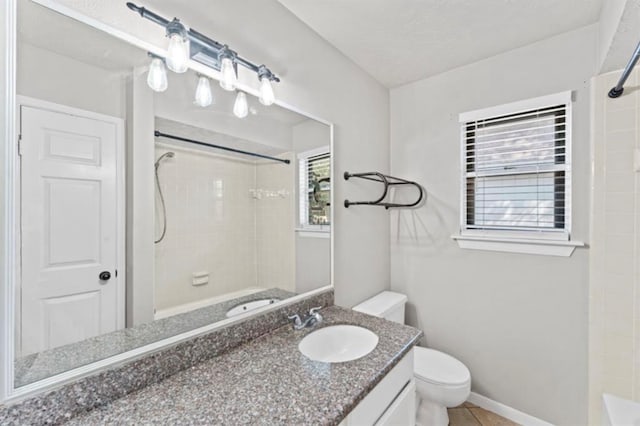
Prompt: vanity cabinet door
<box><xmin>340</xmin><ymin>349</ymin><xmax>414</xmax><ymax>425</ymax></box>
<box><xmin>375</xmin><ymin>379</ymin><xmax>416</xmax><ymax>426</ymax></box>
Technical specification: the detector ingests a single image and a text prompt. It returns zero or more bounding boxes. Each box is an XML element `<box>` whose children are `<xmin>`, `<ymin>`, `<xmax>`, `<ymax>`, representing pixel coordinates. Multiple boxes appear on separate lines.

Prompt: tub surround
<box><xmin>0</xmin><ymin>290</ymin><xmax>332</xmax><ymax>425</ymax></box>
<box><xmin>64</xmin><ymin>306</ymin><xmax>421</xmax><ymax>425</ymax></box>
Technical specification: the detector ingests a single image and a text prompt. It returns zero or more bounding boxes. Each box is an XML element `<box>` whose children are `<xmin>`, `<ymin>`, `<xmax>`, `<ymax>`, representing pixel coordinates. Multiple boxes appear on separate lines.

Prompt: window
<box><xmin>298</xmin><ymin>147</ymin><xmax>330</xmax><ymax>232</ymax></box>
<box><xmin>453</xmin><ymin>92</ymin><xmax>583</xmax><ymax>256</ymax></box>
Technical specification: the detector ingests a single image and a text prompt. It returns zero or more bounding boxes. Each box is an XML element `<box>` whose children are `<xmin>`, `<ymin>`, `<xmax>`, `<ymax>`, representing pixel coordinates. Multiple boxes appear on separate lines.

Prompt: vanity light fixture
<box><xmin>219</xmin><ymin>47</ymin><xmax>238</xmax><ymax>91</ymax></box>
<box><xmin>194</xmin><ymin>74</ymin><xmax>213</xmax><ymax>107</ymax></box>
<box><xmin>127</xmin><ymin>2</ymin><xmax>280</xmax><ymax>116</ymax></box>
<box><xmin>233</xmin><ymin>92</ymin><xmax>249</xmax><ymax>118</ymax></box>
<box><xmin>258</xmin><ymin>65</ymin><xmax>275</xmax><ymax>106</ymax></box>
<box><xmin>165</xmin><ymin>18</ymin><xmax>189</xmax><ymax>73</ymax></box>
<box><xmin>147</xmin><ymin>54</ymin><xmax>168</xmax><ymax>92</ymax></box>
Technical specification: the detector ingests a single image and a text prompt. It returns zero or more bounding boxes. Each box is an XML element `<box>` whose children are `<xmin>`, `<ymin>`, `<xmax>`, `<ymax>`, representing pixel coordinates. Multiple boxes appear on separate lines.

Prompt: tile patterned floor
<box><xmin>447</xmin><ymin>401</ymin><xmax>520</xmax><ymax>426</ymax></box>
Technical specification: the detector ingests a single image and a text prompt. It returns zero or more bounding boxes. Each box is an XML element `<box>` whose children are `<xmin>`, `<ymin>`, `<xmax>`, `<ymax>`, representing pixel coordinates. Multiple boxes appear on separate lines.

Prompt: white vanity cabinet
<box><xmin>340</xmin><ymin>349</ymin><xmax>415</xmax><ymax>426</ymax></box>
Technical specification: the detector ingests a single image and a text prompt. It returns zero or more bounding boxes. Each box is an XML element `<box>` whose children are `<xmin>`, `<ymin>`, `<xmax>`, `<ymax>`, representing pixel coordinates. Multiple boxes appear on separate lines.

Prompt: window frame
<box><xmin>297</xmin><ymin>146</ymin><xmax>331</xmax><ymax>235</ymax></box>
<box><xmin>453</xmin><ymin>91</ymin><xmax>583</xmax><ymax>256</ymax></box>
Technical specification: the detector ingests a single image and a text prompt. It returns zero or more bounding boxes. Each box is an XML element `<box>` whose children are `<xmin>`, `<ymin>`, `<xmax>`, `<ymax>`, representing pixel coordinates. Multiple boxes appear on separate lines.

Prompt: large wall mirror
<box><xmin>11</xmin><ymin>0</ymin><xmax>332</xmax><ymax>392</ymax></box>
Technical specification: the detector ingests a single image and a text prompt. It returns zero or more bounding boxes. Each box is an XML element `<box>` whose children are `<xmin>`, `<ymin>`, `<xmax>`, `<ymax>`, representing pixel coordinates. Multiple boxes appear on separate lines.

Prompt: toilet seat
<box><xmin>414</xmin><ymin>347</ymin><xmax>470</xmax><ymax>386</ymax></box>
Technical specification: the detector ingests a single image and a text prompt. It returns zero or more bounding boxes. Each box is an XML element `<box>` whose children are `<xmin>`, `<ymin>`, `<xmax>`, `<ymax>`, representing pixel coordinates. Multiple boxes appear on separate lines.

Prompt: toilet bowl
<box><xmin>352</xmin><ymin>291</ymin><xmax>471</xmax><ymax>426</ymax></box>
<box><xmin>414</xmin><ymin>347</ymin><xmax>471</xmax><ymax>426</ymax></box>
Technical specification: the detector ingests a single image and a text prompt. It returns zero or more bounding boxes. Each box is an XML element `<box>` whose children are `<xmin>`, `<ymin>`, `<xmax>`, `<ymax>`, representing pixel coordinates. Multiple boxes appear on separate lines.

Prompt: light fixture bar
<box><xmin>126</xmin><ymin>2</ymin><xmax>280</xmax><ymax>82</ymax></box>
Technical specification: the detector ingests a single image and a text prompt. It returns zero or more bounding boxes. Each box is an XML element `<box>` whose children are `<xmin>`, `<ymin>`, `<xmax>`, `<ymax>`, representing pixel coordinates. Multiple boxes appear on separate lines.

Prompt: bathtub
<box><xmin>603</xmin><ymin>393</ymin><xmax>640</xmax><ymax>426</ymax></box>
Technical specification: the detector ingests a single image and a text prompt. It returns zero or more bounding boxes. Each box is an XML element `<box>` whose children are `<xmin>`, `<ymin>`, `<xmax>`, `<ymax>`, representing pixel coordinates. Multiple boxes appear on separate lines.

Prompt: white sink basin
<box><xmin>298</xmin><ymin>325</ymin><xmax>379</xmax><ymax>363</ymax></box>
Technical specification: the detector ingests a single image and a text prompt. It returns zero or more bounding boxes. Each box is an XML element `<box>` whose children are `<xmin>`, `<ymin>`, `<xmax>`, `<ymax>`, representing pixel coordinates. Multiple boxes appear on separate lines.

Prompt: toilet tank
<box><xmin>352</xmin><ymin>291</ymin><xmax>408</xmax><ymax>324</ymax></box>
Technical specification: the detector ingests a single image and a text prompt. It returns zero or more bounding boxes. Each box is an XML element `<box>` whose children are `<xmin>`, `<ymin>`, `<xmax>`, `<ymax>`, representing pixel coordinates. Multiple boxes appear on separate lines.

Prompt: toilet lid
<box><xmin>414</xmin><ymin>347</ymin><xmax>470</xmax><ymax>386</ymax></box>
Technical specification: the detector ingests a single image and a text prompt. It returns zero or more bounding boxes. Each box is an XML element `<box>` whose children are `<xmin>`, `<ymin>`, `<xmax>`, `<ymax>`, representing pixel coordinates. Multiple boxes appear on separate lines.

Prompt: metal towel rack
<box><xmin>343</xmin><ymin>171</ymin><xmax>424</xmax><ymax>209</ymax></box>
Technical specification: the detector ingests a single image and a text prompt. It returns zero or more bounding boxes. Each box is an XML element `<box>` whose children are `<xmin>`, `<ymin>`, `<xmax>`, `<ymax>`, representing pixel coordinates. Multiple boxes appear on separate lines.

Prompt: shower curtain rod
<box><xmin>608</xmin><ymin>40</ymin><xmax>640</xmax><ymax>98</ymax></box>
<box><xmin>154</xmin><ymin>130</ymin><xmax>291</xmax><ymax>164</ymax></box>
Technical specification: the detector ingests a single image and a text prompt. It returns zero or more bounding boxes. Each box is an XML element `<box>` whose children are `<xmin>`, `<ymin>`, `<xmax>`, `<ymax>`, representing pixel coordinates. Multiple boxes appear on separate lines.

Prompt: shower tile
<box><xmin>603</xmin><ymin>212</ymin><xmax>635</xmax><ymax>235</ymax></box>
<box><xmin>604</xmin><ymin>129</ymin><xmax>636</xmax><ymax>152</ymax></box>
<box><xmin>604</xmin><ymin>192</ymin><xmax>635</xmax><ymax>213</ymax></box>
<box><xmin>605</xmin><ymin>172</ymin><xmax>635</xmax><ymax>193</ymax></box>
<box><xmin>606</xmin><ymin>90</ymin><xmax>637</xmax><ymax>112</ymax></box>
<box><xmin>605</xmin><ymin>108</ymin><xmax>637</xmax><ymax>132</ymax></box>
<box><xmin>605</xmin><ymin>150</ymin><xmax>635</xmax><ymax>173</ymax></box>
<box><xmin>602</xmin><ymin>376</ymin><xmax>633</xmax><ymax>400</ymax></box>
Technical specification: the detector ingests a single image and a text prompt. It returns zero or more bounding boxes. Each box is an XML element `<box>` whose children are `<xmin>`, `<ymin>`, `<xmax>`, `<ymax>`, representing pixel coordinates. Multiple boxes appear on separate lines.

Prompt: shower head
<box><xmin>155</xmin><ymin>151</ymin><xmax>175</xmax><ymax>169</ymax></box>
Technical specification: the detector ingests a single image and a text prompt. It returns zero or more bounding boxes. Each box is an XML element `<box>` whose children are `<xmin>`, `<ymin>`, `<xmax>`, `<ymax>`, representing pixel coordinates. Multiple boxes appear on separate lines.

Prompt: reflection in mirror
<box><xmin>14</xmin><ymin>0</ymin><xmax>331</xmax><ymax>388</ymax></box>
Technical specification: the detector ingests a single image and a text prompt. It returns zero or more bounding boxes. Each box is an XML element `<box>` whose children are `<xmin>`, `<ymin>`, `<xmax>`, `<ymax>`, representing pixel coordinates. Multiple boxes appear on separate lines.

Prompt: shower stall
<box><xmin>152</xmin><ymin>118</ymin><xmax>296</xmax><ymax>318</ymax></box>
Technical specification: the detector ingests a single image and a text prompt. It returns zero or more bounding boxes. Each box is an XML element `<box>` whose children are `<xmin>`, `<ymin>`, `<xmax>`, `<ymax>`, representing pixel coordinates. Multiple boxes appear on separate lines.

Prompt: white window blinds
<box><xmin>462</xmin><ymin>100</ymin><xmax>570</xmax><ymax>233</ymax></box>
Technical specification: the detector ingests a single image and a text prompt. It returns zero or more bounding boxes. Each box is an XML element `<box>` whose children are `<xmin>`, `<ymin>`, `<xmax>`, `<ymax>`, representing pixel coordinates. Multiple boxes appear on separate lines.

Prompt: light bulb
<box><xmin>194</xmin><ymin>76</ymin><xmax>213</xmax><ymax>107</ymax></box>
<box><xmin>259</xmin><ymin>76</ymin><xmax>275</xmax><ymax>106</ymax></box>
<box><xmin>233</xmin><ymin>92</ymin><xmax>248</xmax><ymax>118</ymax></box>
<box><xmin>166</xmin><ymin>33</ymin><xmax>189</xmax><ymax>73</ymax></box>
<box><xmin>219</xmin><ymin>57</ymin><xmax>237</xmax><ymax>91</ymax></box>
<box><xmin>147</xmin><ymin>57</ymin><xmax>168</xmax><ymax>92</ymax></box>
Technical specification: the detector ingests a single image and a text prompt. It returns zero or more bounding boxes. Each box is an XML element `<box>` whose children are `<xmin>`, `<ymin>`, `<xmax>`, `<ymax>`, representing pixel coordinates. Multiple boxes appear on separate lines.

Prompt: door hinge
<box><xmin>17</xmin><ymin>134</ymin><xmax>22</xmax><ymax>156</ymax></box>
<box><xmin>115</xmin><ymin>269</ymin><xmax>118</xmax><ymax>277</ymax></box>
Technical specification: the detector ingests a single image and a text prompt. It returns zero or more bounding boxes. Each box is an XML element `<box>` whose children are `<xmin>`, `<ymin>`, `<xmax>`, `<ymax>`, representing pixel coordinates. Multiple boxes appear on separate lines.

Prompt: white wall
<box><xmin>589</xmin><ymin>68</ymin><xmax>640</xmax><ymax>425</ymax></box>
<box><xmin>125</xmin><ymin>67</ymin><xmax>156</xmax><ymax>326</ymax></box>
<box><xmin>390</xmin><ymin>25</ymin><xmax>596</xmax><ymax>425</ymax></box>
<box><xmin>51</xmin><ymin>0</ymin><xmax>390</xmax><ymax>308</ymax></box>
<box><xmin>293</xmin><ymin>119</ymin><xmax>330</xmax><ymax>153</ymax></box>
<box><xmin>17</xmin><ymin>42</ymin><xmax>126</xmax><ymax>118</ymax></box>
<box><xmin>295</xmin><ymin>236</ymin><xmax>330</xmax><ymax>294</ymax></box>
<box><xmin>155</xmin><ymin>75</ymin><xmax>294</xmax><ymax>152</ymax></box>
<box><xmin>293</xmin><ymin>120</ymin><xmax>331</xmax><ymax>293</ymax></box>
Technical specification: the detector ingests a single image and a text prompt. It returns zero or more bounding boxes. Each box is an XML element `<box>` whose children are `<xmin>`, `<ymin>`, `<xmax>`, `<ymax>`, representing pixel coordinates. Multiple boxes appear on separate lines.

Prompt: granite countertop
<box><xmin>15</xmin><ymin>288</ymin><xmax>294</xmax><ymax>387</ymax></box>
<box><xmin>66</xmin><ymin>306</ymin><xmax>422</xmax><ymax>425</ymax></box>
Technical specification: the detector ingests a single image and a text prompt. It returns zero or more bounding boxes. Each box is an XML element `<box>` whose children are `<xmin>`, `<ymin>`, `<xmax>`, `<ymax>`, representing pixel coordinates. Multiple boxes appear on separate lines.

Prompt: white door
<box><xmin>20</xmin><ymin>104</ymin><xmax>123</xmax><ymax>356</ymax></box>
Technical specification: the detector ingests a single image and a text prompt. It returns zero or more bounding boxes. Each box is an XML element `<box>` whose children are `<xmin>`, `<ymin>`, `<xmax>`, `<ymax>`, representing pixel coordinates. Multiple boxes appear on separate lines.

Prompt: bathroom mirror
<box><xmin>12</xmin><ymin>0</ymin><xmax>332</xmax><ymax>390</ymax></box>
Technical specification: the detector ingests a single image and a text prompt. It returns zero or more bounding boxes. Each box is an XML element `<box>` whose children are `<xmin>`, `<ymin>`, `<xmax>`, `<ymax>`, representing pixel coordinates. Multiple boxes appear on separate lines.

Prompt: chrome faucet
<box><xmin>288</xmin><ymin>306</ymin><xmax>323</xmax><ymax>330</ymax></box>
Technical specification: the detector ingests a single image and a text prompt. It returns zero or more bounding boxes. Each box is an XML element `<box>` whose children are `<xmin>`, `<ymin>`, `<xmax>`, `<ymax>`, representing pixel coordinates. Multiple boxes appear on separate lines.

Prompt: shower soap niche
<box><xmin>192</xmin><ymin>271</ymin><xmax>209</xmax><ymax>286</ymax></box>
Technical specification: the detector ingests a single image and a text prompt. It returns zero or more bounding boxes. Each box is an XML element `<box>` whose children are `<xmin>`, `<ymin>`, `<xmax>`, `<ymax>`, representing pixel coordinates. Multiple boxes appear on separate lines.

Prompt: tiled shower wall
<box><xmin>589</xmin><ymin>69</ymin><xmax>640</xmax><ymax>424</ymax></box>
<box><xmin>255</xmin><ymin>155</ymin><xmax>296</xmax><ymax>292</ymax></box>
<box><xmin>153</xmin><ymin>118</ymin><xmax>295</xmax><ymax>313</ymax></box>
<box><xmin>153</xmin><ymin>144</ymin><xmax>257</xmax><ymax>312</ymax></box>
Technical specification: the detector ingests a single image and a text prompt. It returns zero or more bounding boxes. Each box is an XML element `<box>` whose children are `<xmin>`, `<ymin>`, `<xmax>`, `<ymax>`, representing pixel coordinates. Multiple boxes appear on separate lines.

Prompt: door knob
<box><xmin>99</xmin><ymin>271</ymin><xmax>111</xmax><ymax>281</ymax></box>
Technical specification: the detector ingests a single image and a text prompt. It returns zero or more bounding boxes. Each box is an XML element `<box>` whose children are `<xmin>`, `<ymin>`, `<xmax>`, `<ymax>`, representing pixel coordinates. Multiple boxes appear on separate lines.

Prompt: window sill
<box><xmin>295</xmin><ymin>228</ymin><xmax>330</xmax><ymax>239</ymax></box>
<box><xmin>451</xmin><ymin>234</ymin><xmax>585</xmax><ymax>257</ymax></box>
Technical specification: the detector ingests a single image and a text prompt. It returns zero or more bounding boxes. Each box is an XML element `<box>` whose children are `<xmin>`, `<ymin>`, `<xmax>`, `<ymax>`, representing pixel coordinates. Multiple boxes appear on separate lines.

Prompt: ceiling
<box><xmin>18</xmin><ymin>0</ymin><xmax>148</xmax><ymax>71</ymax></box>
<box><xmin>600</xmin><ymin>0</ymin><xmax>640</xmax><ymax>74</ymax></box>
<box><xmin>277</xmin><ymin>0</ymin><xmax>604</xmax><ymax>88</ymax></box>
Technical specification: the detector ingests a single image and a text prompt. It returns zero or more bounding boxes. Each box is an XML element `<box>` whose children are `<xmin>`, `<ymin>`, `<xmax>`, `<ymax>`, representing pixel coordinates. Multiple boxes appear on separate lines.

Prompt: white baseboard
<box><xmin>467</xmin><ymin>392</ymin><xmax>554</xmax><ymax>426</ymax></box>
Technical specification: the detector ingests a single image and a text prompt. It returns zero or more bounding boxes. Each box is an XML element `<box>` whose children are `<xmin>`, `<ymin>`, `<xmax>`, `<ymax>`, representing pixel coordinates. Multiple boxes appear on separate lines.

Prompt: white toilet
<box><xmin>353</xmin><ymin>291</ymin><xmax>471</xmax><ymax>426</ymax></box>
